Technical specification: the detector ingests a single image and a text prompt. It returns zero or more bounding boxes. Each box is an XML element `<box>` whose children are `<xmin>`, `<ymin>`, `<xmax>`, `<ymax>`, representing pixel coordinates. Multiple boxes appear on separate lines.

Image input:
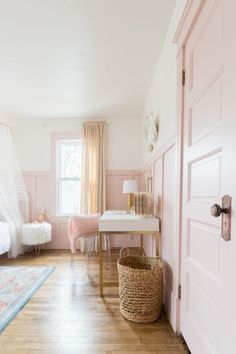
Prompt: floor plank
<box><xmin>0</xmin><ymin>250</ymin><xmax>189</xmax><ymax>354</ymax></box>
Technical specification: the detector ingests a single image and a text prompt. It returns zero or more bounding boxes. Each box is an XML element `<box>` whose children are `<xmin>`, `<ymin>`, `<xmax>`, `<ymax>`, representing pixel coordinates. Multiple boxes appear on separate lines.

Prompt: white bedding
<box><xmin>0</xmin><ymin>221</ymin><xmax>11</xmax><ymax>254</ymax></box>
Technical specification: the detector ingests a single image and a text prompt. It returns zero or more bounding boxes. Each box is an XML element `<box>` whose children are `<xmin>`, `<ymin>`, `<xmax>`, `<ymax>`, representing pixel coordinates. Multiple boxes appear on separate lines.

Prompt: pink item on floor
<box><xmin>68</xmin><ymin>214</ymin><xmax>100</xmax><ymax>254</ymax></box>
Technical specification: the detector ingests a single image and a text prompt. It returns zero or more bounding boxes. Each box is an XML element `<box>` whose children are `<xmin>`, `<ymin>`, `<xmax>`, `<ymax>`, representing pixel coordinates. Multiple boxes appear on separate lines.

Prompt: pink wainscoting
<box><xmin>141</xmin><ymin>138</ymin><xmax>178</xmax><ymax>331</ymax></box>
<box><xmin>161</xmin><ymin>144</ymin><xmax>177</xmax><ymax>321</ymax></box>
<box><xmin>22</xmin><ymin>145</ymin><xmax>178</xmax><ymax>331</ymax></box>
<box><xmin>141</xmin><ymin>166</ymin><xmax>155</xmax><ymax>257</ymax></box>
<box><xmin>22</xmin><ymin>170</ymin><xmax>142</xmax><ymax>250</ymax></box>
<box><xmin>23</xmin><ymin>172</ymin><xmax>51</xmax><ymax>223</ymax></box>
<box><xmin>106</xmin><ymin>170</ymin><xmax>142</xmax><ymax>248</ymax></box>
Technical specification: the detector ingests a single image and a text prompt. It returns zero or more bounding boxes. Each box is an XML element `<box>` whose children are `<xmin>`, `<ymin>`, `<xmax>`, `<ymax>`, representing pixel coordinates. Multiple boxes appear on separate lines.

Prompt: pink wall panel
<box><xmin>162</xmin><ymin>144</ymin><xmax>177</xmax><ymax>320</ymax></box>
<box><xmin>106</xmin><ymin>170</ymin><xmax>142</xmax><ymax>248</ymax></box>
<box><xmin>58</xmin><ymin>223</ymin><xmax>71</xmax><ymax>249</ymax></box>
<box><xmin>154</xmin><ymin>157</ymin><xmax>163</xmax><ymax>219</ymax></box>
<box><xmin>35</xmin><ymin>176</ymin><xmax>52</xmax><ymax>221</ymax></box>
<box><xmin>141</xmin><ymin>165</ymin><xmax>155</xmax><ymax>257</ymax></box>
<box><xmin>141</xmin><ymin>141</ymin><xmax>177</xmax><ymax>327</ymax></box>
<box><xmin>106</xmin><ymin>171</ymin><xmax>141</xmax><ymax>210</ymax></box>
<box><xmin>23</xmin><ymin>174</ymin><xmax>36</xmax><ymax>222</ymax></box>
<box><xmin>43</xmin><ymin>222</ymin><xmax>58</xmax><ymax>249</ymax></box>
<box><xmin>23</xmin><ymin>172</ymin><xmax>68</xmax><ymax>249</ymax></box>
<box><xmin>106</xmin><ymin>173</ymin><xmax>129</xmax><ymax>210</ymax></box>
<box><xmin>22</xmin><ymin>170</ymin><xmax>142</xmax><ymax>249</ymax></box>
<box><xmin>21</xmin><ymin>140</ymin><xmax>178</xmax><ymax>332</ymax></box>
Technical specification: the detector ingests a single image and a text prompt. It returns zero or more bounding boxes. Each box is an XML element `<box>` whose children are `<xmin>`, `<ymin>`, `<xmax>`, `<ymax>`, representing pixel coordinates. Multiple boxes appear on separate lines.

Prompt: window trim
<box><xmin>51</xmin><ymin>132</ymin><xmax>82</xmax><ymax>217</ymax></box>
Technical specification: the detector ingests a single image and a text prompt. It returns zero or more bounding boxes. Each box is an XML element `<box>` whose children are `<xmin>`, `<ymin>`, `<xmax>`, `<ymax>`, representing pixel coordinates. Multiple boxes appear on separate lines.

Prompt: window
<box><xmin>57</xmin><ymin>139</ymin><xmax>82</xmax><ymax>215</ymax></box>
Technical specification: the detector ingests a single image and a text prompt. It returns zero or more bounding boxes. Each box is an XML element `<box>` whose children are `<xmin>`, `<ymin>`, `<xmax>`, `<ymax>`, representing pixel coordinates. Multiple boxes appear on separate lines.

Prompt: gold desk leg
<box><xmin>156</xmin><ymin>231</ymin><xmax>161</xmax><ymax>257</ymax></box>
<box><xmin>99</xmin><ymin>232</ymin><xmax>104</xmax><ymax>297</ymax></box>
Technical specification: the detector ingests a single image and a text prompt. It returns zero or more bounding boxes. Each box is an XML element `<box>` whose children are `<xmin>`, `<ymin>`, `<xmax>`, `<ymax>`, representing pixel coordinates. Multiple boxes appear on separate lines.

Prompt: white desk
<box><xmin>99</xmin><ymin>210</ymin><xmax>160</xmax><ymax>296</ymax></box>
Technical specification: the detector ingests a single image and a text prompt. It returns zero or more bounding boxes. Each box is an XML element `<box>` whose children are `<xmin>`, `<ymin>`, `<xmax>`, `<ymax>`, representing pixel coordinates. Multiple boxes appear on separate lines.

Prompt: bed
<box><xmin>0</xmin><ymin>192</ymin><xmax>29</xmax><ymax>256</ymax></box>
<box><xmin>0</xmin><ymin>221</ymin><xmax>11</xmax><ymax>255</ymax></box>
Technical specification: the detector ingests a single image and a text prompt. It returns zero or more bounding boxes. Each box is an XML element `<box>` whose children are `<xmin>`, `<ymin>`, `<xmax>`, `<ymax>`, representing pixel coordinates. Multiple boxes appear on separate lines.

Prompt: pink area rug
<box><xmin>0</xmin><ymin>266</ymin><xmax>54</xmax><ymax>332</ymax></box>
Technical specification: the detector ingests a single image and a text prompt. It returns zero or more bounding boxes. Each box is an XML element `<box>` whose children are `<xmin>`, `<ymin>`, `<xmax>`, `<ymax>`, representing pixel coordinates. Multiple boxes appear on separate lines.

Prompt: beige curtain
<box><xmin>80</xmin><ymin>121</ymin><xmax>106</xmax><ymax>214</ymax></box>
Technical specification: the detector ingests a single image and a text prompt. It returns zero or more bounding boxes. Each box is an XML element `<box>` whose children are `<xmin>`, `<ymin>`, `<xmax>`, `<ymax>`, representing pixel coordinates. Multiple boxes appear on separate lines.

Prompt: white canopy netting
<box><xmin>0</xmin><ymin>123</ymin><xmax>28</xmax><ymax>258</ymax></box>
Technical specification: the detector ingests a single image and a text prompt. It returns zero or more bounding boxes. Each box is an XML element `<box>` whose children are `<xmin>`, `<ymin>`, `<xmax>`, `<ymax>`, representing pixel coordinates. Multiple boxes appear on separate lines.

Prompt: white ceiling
<box><xmin>0</xmin><ymin>0</ymin><xmax>176</xmax><ymax>120</ymax></box>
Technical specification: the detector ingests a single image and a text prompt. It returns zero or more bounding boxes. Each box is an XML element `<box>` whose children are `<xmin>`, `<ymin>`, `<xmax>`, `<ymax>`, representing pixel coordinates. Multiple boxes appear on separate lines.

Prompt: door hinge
<box><xmin>182</xmin><ymin>70</ymin><xmax>185</xmax><ymax>86</ymax></box>
<box><xmin>178</xmin><ymin>284</ymin><xmax>181</xmax><ymax>299</ymax></box>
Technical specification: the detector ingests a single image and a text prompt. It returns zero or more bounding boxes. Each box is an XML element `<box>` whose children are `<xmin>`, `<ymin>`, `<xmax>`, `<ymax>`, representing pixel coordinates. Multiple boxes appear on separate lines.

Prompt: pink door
<box><xmin>180</xmin><ymin>0</ymin><xmax>236</xmax><ymax>353</ymax></box>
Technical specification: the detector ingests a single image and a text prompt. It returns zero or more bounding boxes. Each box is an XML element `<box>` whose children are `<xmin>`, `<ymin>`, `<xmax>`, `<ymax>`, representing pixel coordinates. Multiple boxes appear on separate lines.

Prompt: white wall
<box><xmin>142</xmin><ymin>0</ymin><xmax>187</xmax><ymax>165</ymax></box>
<box><xmin>4</xmin><ymin>117</ymin><xmax>142</xmax><ymax>171</ymax></box>
<box><xmin>1</xmin><ymin>1</ymin><xmax>187</xmax><ymax>173</ymax></box>
<box><xmin>141</xmin><ymin>0</ymin><xmax>187</xmax><ymax>332</ymax></box>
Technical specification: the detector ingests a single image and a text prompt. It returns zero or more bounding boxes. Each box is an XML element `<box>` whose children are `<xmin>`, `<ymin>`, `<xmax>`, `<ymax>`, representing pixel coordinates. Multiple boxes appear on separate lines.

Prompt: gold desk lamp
<box><xmin>122</xmin><ymin>180</ymin><xmax>138</xmax><ymax>214</ymax></box>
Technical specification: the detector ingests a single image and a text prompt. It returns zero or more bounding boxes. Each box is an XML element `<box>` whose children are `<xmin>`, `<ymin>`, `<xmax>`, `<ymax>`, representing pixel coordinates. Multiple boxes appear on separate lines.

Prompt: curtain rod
<box><xmin>0</xmin><ymin>121</ymin><xmax>10</xmax><ymax>129</ymax></box>
<box><xmin>0</xmin><ymin>122</ymin><xmax>13</xmax><ymax>135</ymax></box>
<box><xmin>82</xmin><ymin>121</ymin><xmax>107</xmax><ymax>126</ymax></box>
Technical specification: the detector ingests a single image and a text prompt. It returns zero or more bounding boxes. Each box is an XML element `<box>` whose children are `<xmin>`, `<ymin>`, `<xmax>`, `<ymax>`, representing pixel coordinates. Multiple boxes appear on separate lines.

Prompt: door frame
<box><xmin>173</xmin><ymin>0</ymin><xmax>206</xmax><ymax>333</ymax></box>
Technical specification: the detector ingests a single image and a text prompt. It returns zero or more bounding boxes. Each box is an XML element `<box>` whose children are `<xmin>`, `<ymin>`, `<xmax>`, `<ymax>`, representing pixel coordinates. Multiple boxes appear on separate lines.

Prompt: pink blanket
<box><xmin>68</xmin><ymin>214</ymin><xmax>100</xmax><ymax>254</ymax></box>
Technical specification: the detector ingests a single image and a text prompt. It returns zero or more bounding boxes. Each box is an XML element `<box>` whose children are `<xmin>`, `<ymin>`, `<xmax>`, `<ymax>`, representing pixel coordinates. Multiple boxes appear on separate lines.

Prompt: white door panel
<box><xmin>180</xmin><ymin>0</ymin><xmax>236</xmax><ymax>353</ymax></box>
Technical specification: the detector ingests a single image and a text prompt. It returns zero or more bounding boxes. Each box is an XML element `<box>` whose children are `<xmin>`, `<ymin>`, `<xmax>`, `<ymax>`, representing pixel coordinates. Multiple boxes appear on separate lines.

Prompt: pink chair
<box><xmin>68</xmin><ymin>213</ymin><xmax>111</xmax><ymax>269</ymax></box>
<box><xmin>68</xmin><ymin>214</ymin><xmax>100</xmax><ymax>256</ymax></box>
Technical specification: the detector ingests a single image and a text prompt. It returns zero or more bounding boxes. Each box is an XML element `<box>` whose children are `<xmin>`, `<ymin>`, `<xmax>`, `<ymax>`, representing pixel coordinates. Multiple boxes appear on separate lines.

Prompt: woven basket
<box><xmin>117</xmin><ymin>248</ymin><xmax>163</xmax><ymax>323</ymax></box>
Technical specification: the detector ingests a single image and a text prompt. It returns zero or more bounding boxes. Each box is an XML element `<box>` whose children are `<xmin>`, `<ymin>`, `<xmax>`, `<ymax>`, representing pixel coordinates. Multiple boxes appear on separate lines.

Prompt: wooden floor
<box><xmin>0</xmin><ymin>250</ymin><xmax>189</xmax><ymax>354</ymax></box>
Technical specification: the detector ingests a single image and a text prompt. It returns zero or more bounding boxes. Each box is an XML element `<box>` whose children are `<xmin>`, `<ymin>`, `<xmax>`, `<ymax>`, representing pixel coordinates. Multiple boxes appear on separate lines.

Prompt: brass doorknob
<box><xmin>211</xmin><ymin>204</ymin><xmax>229</xmax><ymax>217</ymax></box>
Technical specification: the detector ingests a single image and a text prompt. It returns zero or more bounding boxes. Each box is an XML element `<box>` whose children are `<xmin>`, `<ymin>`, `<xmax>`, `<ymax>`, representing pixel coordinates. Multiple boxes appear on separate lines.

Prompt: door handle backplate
<box><xmin>221</xmin><ymin>195</ymin><xmax>231</xmax><ymax>241</ymax></box>
<box><xmin>211</xmin><ymin>195</ymin><xmax>231</xmax><ymax>241</ymax></box>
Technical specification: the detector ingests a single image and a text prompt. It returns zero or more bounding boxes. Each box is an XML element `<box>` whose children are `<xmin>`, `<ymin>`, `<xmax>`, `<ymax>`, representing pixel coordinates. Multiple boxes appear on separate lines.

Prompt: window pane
<box><xmin>59</xmin><ymin>180</ymin><xmax>81</xmax><ymax>215</ymax></box>
<box><xmin>57</xmin><ymin>139</ymin><xmax>82</xmax><ymax>215</ymax></box>
<box><xmin>59</xmin><ymin>140</ymin><xmax>82</xmax><ymax>178</ymax></box>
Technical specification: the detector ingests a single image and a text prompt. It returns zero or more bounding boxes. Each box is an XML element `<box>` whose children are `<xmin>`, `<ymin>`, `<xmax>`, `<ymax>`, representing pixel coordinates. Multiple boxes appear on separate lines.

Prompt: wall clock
<box><xmin>144</xmin><ymin>113</ymin><xmax>158</xmax><ymax>152</ymax></box>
